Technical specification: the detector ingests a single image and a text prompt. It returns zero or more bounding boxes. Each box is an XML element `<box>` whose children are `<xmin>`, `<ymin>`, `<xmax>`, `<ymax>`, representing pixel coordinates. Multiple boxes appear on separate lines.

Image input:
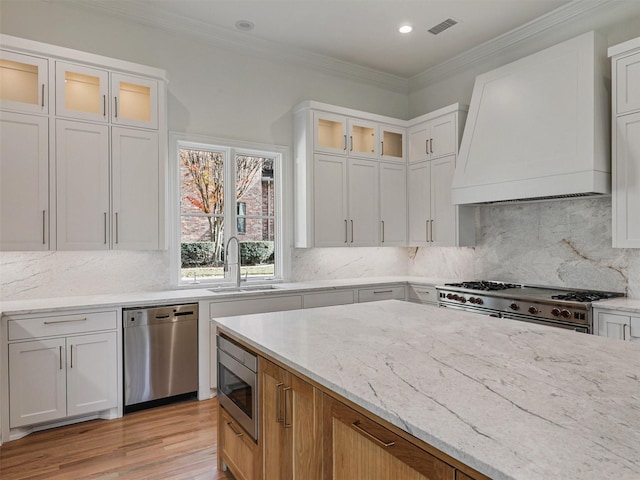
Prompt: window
<box><xmin>171</xmin><ymin>134</ymin><xmax>288</xmax><ymax>286</ymax></box>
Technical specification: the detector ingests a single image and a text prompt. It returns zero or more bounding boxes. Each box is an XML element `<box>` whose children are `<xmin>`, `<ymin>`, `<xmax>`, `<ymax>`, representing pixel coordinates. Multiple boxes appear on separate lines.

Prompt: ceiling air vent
<box><xmin>428</xmin><ymin>18</ymin><xmax>458</xmax><ymax>35</ymax></box>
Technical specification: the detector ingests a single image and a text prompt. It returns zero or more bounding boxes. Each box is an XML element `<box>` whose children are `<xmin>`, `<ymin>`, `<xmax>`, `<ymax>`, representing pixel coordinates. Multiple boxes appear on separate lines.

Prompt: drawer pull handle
<box><xmin>275</xmin><ymin>382</ymin><xmax>284</xmax><ymax>424</ymax></box>
<box><xmin>416</xmin><ymin>290</ymin><xmax>431</xmax><ymax>294</ymax></box>
<box><xmin>44</xmin><ymin>318</ymin><xmax>87</xmax><ymax>325</ymax></box>
<box><xmin>227</xmin><ymin>421</ymin><xmax>243</xmax><ymax>437</ymax></box>
<box><xmin>283</xmin><ymin>386</ymin><xmax>292</xmax><ymax>428</ymax></box>
<box><xmin>373</xmin><ymin>290</ymin><xmax>393</xmax><ymax>295</ymax></box>
<box><xmin>351</xmin><ymin>420</ymin><xmax>395</xmax><ymax>448</ymax></box>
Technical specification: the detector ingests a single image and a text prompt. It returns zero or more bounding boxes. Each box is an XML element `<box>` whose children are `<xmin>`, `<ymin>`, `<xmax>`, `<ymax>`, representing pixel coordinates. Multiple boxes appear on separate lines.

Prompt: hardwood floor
<box><xmin>0</xmin><ymin>398</ymin><xmax>231</xmax><ymax>480</ymax></box>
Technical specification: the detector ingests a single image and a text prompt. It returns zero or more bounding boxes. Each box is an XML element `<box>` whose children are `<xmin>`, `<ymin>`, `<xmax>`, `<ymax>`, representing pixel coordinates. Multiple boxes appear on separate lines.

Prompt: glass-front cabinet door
<box><xmin>314</xmin><ymin>112</ymin><xmax>347</xmax><ymax>155</ymax></box>
<box><xmin>380</xmin><ymin>125</ymin><xmax>405</xmax><ymax>162</ymax></box>
<box><xmin>348</xmin><ymin>119</ymin><xmax>378</xmax><ymax>159</ymax></box>
<box><xmin>0</xmin><ymin>50</ymin><xmax>48</xmax><ymax>114</ymax></box>
<box><xmin>111</xmin><ymin>73</ymin><xmax>158</xmax><ymax>129</ymax></box>
<box><xmin>56</xmin><ymin>62</ymin><xmax>109</xmax><ymax>122</ymax></box>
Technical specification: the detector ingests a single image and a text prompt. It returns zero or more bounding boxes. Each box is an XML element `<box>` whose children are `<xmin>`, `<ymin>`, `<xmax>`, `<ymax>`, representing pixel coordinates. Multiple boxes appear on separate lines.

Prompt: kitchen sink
<box><xmin>208</xmin><ymin>285</ymin><xmax>280</xmax><ymax>294</ymax></box>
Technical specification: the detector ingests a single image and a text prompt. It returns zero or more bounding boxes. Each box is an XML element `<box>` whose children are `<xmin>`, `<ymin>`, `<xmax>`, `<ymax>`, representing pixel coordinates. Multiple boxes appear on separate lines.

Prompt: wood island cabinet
<box><xmin>260</xmin><ymin>358</ymin><xmax>323</xmax><ymax>480</ymax></box>
<box><xmin>323</xmin><ymin>395</ymin><xmax>454</xmax><ymax>480</ymax></box>
<box><xmin>219</xmin><ymin>406</ymin><xmax>259</xmax><ymax>480</ymax></box>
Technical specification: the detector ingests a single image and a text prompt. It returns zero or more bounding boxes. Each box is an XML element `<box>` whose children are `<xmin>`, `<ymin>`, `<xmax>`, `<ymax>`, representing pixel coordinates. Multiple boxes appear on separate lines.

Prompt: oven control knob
<box><xmin>459</xmin><ymin>297</ymin><xmax>467</xmax><ymax>303</ymax></box>
<box><xmin>551</xmin><ymin>308</ymin><xmax>561</xmax><ymax>317</ymax></box>
<box><xmin>528</xmin><ymin>306</ymin><xmax>539</xmax><ymax>314</ymax></box>
<box><xmin>476</xmin><ymin>298</ymin><xmax>484</xmax><ymax>305</ymax></box>
<box><xmin>452</xmin><ymin>294</ymin><xmax>459</xmax><ymax>300</ymax></box>
<box><xmin>447</xmin><ymin>293</ymin><xmax>454</xmax><ymax>299</ymax></box>
<box><xmin>510</xmin><ymin>303</ymin><xmax>519</xmax><ymax>311</ymax></box>
<box><xmin>469</xmin><ymin>297</ymin><xmax>477</xmax><ymax>304</ymax></box>
<box><xmin>561</xmin><ymin>309</ymin><xmax>571</xmax><ymax>318</ymax></box>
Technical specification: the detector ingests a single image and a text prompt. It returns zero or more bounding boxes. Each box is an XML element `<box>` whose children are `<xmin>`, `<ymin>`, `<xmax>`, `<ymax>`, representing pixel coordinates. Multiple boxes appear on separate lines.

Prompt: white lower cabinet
<box><xmin>595</xmin><ymin>309</ymin><xmax>640</xmax><ymax>342</ymax></box>
<box><xmin>9</xmin><ymin>332</ymin><xmax>117</xmax><ymax>428</ymax></box>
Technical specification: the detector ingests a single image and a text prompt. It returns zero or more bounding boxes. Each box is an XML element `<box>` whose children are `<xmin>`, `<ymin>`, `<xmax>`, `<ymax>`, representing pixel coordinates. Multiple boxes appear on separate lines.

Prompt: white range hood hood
<box><xmin>452</xmin><ymin>31</ymin><xmax>611</xmax><ymax>205</ymax></box>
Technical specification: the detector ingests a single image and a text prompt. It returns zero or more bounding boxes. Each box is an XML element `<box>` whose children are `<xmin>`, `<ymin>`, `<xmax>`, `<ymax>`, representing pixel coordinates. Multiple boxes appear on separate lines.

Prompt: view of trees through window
<box><xmin>179</xmin><ymin>147</ymin><xmax>276</xmax><ymax>282</ymax></box>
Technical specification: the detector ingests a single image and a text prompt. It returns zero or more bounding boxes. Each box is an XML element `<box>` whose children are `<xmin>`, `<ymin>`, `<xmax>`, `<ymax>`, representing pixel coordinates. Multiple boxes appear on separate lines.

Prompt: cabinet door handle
<box><xmin>351</xmin><ymin>420</ymin><xmax>395</xmax><ymax>448</ymax></box>
<box><xmin>430</xmin><ymin>138</ymin><xmax>434</xmax><ymax>154</ymax></box>
<box><xmin>114</xmin><ymin>96</ymin><xmax>118</xmax><ymax>118</ymax></box>
<box><xmin>381</xmin><ymin>220</ymin><xmax>385</xmax><ymax>243</ymax></box>
<box><xmin>343</xmin><ymin>134</ymin><xmax>347</xmax><ymax>151</ymax></box>
<box><xmin>70</xmin><ymin>345</ymin><xmax>73</xmax><ymax>368</ymax></box>
<box><xmin>115</xmin><ymin>212</ymin><xmax>119</xmax><ymax>244</ymax></box>
<box><xmin>227</xmin><ymin>421</ymin><xmax>243</xmax><ymax>437</ymax></box>
<box><xmin>344</xmin><ymin>219</ymin><xmax>348</xmax><ymax>243</ymax></box>
<box><xmin>283</xmin><ymin>386</ymin><xmax>292</xmax><ymax>428</ymax></box>
<box><xmin>350</xmin><ymin>135</ymin><xmax>353</xmax><ymax>152</ymax></box>
<box><xmin>41</xmin><ymin>84</ymin><xmax>45</xmax><ymax>108</ymax></box>
<box><xmin>430</xmin><ymin>219</ymin><xmax>434</xmax><ymax>242</ymax></box>
<box><xmin>350</xmin><ymin>219</ymin><xmax>354</xmax><ymax>243</ymax></box>
<box><xmin>381</xmin><ymin>141</ymin><xmax>384</xmax><ymax>156</ymax></box>
<box><xmin>103</xmin><ymin>94</ymin><xmax>106</xmax><ymax>117</ymax></box>
<box><xmin>623</xmin><ymin>324</ymin><xmax>628</xmax><ymax>341</ymax></box>
<box><xmin>59</xmin><ymin>346</ymin><xmax>63</xmax><ymax>370</ymax></box>
<box><xmin>42</xmin><ymin>210</ymin><xmax>46</xmax><ymax>245</ymax></box>
<box><xmin>426</xmin><ymin>220</ymin><xmax>429</xmax><ymax>242</ymax></box>
<box><xmin>104</xmin><ymin>212</ymin><xmax>107</xmax><ymax>244</ymax></box>
<box><xmin>275</xmin><ymin>382</ymin><xmax>284</xmax><ymax>423</ymax></box>
<box><xmin>425</xmin><ymin>139</ymin><xmax>429</xmax><ymax>155</ymax></box>
<box><xmin>44</xmin><ymin>317</ymin><xmax>87</xmax><ymax>325</ymax></box>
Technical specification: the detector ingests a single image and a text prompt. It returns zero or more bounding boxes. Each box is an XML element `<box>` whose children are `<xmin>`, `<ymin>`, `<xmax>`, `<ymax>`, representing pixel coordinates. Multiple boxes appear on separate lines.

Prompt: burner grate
<box><xmin>551</xmin><ymin>292</ymin><xmax>618</xmax><ymax>302</ymax></box>
<box><xmin>445</xmin><ymin>281</ymin><xmax>521</xmax><ymax>291</ymax></box>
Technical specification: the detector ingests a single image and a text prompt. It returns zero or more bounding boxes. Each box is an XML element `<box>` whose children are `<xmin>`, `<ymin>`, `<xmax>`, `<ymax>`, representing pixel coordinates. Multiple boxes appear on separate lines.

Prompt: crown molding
<box><xmin>57</xmin><ymin>0</ymin><xmax>409</xmax><ymax>94</ymax></box>
<box><xmin>408</xmin><ymin>0</ymin><xmax>630</xmax><ymax>91</ymax></box>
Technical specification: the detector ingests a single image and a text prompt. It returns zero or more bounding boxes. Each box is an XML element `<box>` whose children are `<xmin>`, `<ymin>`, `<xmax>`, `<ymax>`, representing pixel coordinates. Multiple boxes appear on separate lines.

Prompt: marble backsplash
<box><xmin>1</xmin><ymin>197</ymin><xmax>638</xmax><ymax>301</ymax></box>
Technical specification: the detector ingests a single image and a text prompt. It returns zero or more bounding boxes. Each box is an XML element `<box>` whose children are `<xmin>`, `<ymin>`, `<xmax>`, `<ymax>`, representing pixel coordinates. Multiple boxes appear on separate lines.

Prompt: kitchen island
<box><xmin>214</xmin><ymin>299</ymin><xmax>640</xmax><ymax>480</ymax></box>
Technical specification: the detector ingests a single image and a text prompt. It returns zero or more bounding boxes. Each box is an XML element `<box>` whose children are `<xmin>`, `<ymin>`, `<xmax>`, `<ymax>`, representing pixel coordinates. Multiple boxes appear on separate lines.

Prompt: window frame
<box><xmin>169</xmin><ymin>132</ymin><xmax>291</xmax><ymax>288</ymax></box>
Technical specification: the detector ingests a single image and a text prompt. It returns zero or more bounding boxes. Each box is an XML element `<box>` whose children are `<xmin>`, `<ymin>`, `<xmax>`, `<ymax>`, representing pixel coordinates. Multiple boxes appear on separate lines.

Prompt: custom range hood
<box><xmin>452</xmin><ymin>31</ymin><xmax>610</xmax><ymax>205</ymax></box>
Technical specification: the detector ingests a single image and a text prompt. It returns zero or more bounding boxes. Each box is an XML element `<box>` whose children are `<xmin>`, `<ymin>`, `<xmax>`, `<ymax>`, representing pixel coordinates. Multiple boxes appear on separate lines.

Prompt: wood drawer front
<box><xmin>407</xmin><ymin>285</ymin><xmax>438</xmax><ymax>304</ymax></box>
<box><xmin>8</xmin><ymin>310</ymin><xmax>117</xmax><ymax>340</ymax></box>
<box><xmin>303</xmin><ymin>289</ymin><xmax>355</xmax><ymax>309</ymax></box>
<box><xmin>358</xmin><ymin>286</ymin><xmax>405</xmax><ymax>303</ymax></box>
<box><xmin>220</xmin><ymin>406</ymin><xmax>255</xmax><ymax>480</ymax></box>
<box><xmin>210</xmin><ymin>295</ymin><xmax>302</xmax><ymax>319</ymax></box>
<box><xmin>326</xmin><ymin>396</ymin><xmax>454</xmax><ymax>480</ymax></box>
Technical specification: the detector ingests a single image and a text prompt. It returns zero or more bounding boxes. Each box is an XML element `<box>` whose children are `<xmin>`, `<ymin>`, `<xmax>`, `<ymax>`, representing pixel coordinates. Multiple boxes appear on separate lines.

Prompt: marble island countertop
<box><xmin>214</xmin><ymin>300</ymin><xmax>640</xmax><ymax>480</ymax></box>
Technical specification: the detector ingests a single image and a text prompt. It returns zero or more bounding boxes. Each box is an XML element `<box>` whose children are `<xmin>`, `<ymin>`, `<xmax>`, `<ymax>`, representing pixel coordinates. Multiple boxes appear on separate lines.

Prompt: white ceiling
<box><xmin>61</xmin><ymin>0</ymin><xmax>640</xmax><ymax>90</ymax></box>
<box><xmin>146</xmin><ymin>0</ymin><xmax>573</xmax><ymax>78</ymax></box>
<box><xmin>69</xmin><ymin>0</ymin><xmax>574</xmax><ymax>78</ymax></box>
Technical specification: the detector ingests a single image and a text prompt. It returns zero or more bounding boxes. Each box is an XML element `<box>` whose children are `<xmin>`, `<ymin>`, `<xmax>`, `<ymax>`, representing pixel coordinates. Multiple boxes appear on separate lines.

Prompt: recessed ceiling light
<box><xmin>235</xmin><ymin>20</ymin><xmax>255</xmax><ymax>32</ymax></box>
<box><xmin>398</xmin><ymin>24</ymin><xmax>413</xmax><ymax>34</ymax></box>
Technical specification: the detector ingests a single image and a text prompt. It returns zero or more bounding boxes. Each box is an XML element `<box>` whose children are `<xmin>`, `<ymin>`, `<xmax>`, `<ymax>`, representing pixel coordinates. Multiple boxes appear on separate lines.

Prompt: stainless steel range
<box><xmin>436</xmin><ymin>281</ymin><xmax>624</xmax><ymax>333</ymax></box>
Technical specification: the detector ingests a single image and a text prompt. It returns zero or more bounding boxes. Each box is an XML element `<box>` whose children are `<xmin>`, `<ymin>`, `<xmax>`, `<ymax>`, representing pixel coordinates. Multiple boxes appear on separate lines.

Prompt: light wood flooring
<box><xmin>0</xmin><ymin>398</ymin><xmax>231</xmax><ymax>480</ymax></box>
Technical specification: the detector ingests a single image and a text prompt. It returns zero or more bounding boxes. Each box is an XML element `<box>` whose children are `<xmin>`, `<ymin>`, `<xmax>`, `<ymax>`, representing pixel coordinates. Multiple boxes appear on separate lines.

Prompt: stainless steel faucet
<box><xmin>223</xmin><ymin>236</ymin><xmax>242</xmax><ymax>288</ymax></box>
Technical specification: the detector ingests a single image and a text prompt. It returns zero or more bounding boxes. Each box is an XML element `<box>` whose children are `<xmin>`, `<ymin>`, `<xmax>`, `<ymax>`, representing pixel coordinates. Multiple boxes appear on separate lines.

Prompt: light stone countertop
<box><xmin>0</xmin><ymin>276</ymin><xmax>448</xmax><ymax>316</ymax></box>
<box><xmin>595</xmin><ymin>297</ymin><xmax>640</xmax><ymax>314</ymax></box>
<box><xmin>214</xmin><ymin>300</ymin><xmax>640</xmax><ymax>480</ymax></box>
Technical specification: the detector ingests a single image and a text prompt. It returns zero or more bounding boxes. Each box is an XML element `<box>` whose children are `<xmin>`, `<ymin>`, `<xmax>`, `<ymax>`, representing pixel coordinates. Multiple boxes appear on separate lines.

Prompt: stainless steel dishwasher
<box><xmin>123</xmin><ymin>304</ymin><xmax>198</xmax><ymax>411</ymax></box>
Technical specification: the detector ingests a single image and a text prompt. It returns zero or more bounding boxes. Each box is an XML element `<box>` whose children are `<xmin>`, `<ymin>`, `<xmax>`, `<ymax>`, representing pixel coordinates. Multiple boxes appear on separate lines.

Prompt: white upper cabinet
<box><xmin>56</xmin><ymin>119</ymin><xmax>110</xmax><ymax>250</ymax></box>
<box><xmin>112</xmin><ymin>127</ymin><xmax>160</xmax><ymax>250</ymax></box>
<box><xmin>348</xmin><ymin>158</ymin><xmax>379</xmax><ymax>246</ymax></box>
<box><xmin>55</xmin><ymin>62</ymin><xmax>109</xmax><ymax>122</ymax></box>
<box><xmin>111</xmin><ymin>73</ymin><xmax>158</xmax><ymax>129</ymax></box>
<box><xmin>0</xmin><ymin>34</ymin><xmax>167</xmax><ymax>251</ymax></box>
<box><xmin>348</xmin><ymin>118</ymin><xmax>378</xmax><ymax>159</ymax></box>
<box><xmin>379</xmin><ymin>162</ymin><xmax>407</xmax><ymax>245</ymax></box>
<box><xmin>610</xmin><ymin>36</ymin><xmax>640</xmax><ymax>248</ymax></box>
<box><xmin>0</xmin><ymin>50</ymin><xmax>48</xmax><ymax>114</ymax></box>
<box><xmin>615</xmin><ymin>48</ymin><xmax>640</xmax><ymax>115</ymax></box>
<box><xmin>313</xmin><ymin>154</ymin><xmax>348</xmax><ymax>247</ymax></box>
<box><xmin>0</xmin><ymin>112</ymin><xmax>49</xmax><ymax>250</ymax></box>
<box><xmin>408</xmin><ymin>112</ymin><xmax>456</xmax><ymax>163</ymax></box>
